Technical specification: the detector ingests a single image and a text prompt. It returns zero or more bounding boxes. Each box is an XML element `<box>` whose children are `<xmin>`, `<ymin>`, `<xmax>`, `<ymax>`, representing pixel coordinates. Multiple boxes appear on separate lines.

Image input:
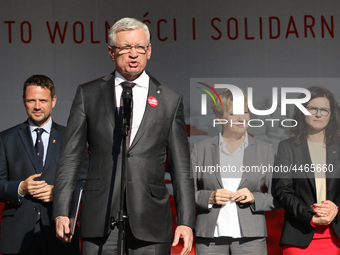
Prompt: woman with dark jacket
<box><xmin>273</xmin><ymin>87</ymin><xmax>340</xmax><ymax>254</ymax></box>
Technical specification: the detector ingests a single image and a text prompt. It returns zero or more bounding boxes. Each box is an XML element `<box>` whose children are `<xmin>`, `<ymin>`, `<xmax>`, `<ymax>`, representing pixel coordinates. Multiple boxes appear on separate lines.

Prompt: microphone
<box><xmin>121</xmin><ymin>86</ymin><xmax>133</xmax><ymax>133</ymax></box>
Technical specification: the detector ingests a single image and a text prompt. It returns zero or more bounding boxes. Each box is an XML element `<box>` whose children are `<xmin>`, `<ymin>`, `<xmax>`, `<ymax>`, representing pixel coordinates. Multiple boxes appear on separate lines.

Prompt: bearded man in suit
<box><xmin>53</xmin><ymin>17</ymin><xmax>195</xmax><ymax>255</ymax></box>
<box><xmin>0</xmin><ymin>74</ymin><xmax>82</xmax><ymax>255</ymax></box>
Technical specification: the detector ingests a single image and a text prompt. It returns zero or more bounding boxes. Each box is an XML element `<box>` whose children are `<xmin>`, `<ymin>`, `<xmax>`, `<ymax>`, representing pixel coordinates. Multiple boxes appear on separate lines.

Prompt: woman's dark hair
<box><xmin>290</xmin><ymin>87</ymin><xmax>340</xmax><ymax>145</ymax></box>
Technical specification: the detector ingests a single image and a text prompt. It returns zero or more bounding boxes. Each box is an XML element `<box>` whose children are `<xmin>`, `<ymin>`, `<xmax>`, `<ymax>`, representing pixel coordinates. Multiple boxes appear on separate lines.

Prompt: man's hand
<box><xmin>33</xmin><ymin>184</ymin><xmax>54</xmax><ymax>202</ymax></box>
<box><xmin>172</xmin><ymin>225</ymin><xmax>193</xmax><ymax>255</ymax></box>
<box><xmin>209</xmin><ymin>189</ymin><xmax>233</xmax><ymax>205</ymax></box>
<box><xmin>19</xmin><ymin>173</ymin><xmax>47</xmax><ymax>195</ymax></box>
<box><xmin>55</xmin><ymin>216</ymin><xmax>72</xmax><ymax>243</ymax></box>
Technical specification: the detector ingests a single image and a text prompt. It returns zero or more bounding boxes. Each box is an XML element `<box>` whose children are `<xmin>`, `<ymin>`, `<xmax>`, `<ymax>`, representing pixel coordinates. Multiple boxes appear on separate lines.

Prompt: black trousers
<box><xmin>81</xmin><ymin>221</ymin><xmax>171</xmax><ymax>255</ymax></box>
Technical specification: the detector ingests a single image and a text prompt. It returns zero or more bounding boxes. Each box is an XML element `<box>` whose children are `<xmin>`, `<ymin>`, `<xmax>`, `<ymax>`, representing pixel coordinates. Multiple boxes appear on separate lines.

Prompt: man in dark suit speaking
<box><xmin>0</xmin><ymin>75</ymin><xmax>81</xmax><ymax>255</ymax></box>
<box><xmin>53</xmin><ymin>17</ymin><xmax>195</xmax><ymax>255</ymax></box>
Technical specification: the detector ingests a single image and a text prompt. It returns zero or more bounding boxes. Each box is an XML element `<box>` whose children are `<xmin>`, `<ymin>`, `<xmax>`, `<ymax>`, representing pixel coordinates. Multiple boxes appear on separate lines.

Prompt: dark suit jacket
<box><xmin>0</xmin><ymin>121</ymin><xmax>80</xmax><ymax>254</ymax></box>
<box><xmin>53</xmin><ymin>72</ymin><xmax>195</xmax><ymax>242</ymax></box>
<box><xmin>273</xmin><ymin>138</ymin><xmax>340</xmax><ymax>247</ymax></box>
<box><xmin>192</xmin><ymin>135</ymin><xmax>276</xmax><ymax>238</ymax></box>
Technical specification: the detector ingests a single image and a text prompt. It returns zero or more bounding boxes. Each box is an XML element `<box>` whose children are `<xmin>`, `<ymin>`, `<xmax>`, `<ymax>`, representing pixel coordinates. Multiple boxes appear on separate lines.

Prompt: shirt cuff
<box><xmin>18</xmin><ymin>181</ymin><xmax>25</xmax><ymax>196</ymax></box>
<box><xmin>18</xmin><ymin>181</ymin><xmax>25</xmax><ymax>199</ymax></box>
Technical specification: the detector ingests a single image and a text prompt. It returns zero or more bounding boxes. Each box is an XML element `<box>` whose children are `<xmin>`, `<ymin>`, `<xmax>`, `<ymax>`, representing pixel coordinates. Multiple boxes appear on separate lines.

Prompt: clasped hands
<box><xmin>209</xmin><ymin>188</ymin><xmax>255</xmax><ymax>205</ymax></box>
<box><xmin>311</xmin><ymin>200</ymin><xmax>339</xmax><ymax>226</ymax></box>
<box><xmin>19</xmin><ymin>173</ymin><xmax>53</xmax><ymax>202</ymax></box>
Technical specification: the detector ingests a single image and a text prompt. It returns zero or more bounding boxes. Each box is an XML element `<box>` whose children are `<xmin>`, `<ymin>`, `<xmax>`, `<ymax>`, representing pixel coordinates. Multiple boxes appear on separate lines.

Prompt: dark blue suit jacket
<box><xmin>0</xmin><ymin>121</ymin><xmax>83</xmax><ymax>254</ymax></box>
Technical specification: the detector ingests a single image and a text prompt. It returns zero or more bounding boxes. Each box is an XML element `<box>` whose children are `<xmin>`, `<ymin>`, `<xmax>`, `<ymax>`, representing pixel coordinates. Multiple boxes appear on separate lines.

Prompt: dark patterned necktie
<box><xmin>120</xmin><ymin>81</ymin><xmax>136</xmax><ymax>149</ymax></box>
<box><xmin>35</xmin><ymin>128</ymin><xmax>44</xmax><ymax>173</ymax></box>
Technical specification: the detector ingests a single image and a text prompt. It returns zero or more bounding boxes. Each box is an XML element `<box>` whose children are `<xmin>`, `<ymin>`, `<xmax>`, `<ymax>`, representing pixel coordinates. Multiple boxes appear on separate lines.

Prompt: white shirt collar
<box><xmin>219</xmin><ymin>132</ymin><xmax>249</xmax><ymax>150</ymax></box>
<box><xmin>28</xmin><ymin>117</ymin><xmax>52</xmax><ymax>134</ymax></box>
<box><xmin>114</xmin><ymin>70</ymin><xmax>149</xmax><ymax>89</ymax></box>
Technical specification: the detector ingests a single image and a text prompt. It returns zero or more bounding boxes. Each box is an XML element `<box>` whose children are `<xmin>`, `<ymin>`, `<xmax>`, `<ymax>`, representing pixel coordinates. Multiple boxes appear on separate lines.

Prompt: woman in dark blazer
<box><xmin>273</xmin><ymin>87</ymin><xmax>340</xmax><ymax>254</ymax></box>
<box><xmin>192</xmin><ymin>89</ymin><xmax>276</xmax><ymax>255</ymax></box>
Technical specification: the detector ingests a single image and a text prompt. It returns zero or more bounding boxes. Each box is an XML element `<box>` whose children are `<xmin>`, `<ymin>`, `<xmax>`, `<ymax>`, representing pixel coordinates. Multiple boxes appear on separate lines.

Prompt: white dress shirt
<box><xmin>18</xmin><ymin>118</ymin><xmax>52</xmax><ymax>198</ymax></box>
<box><xmin>214</xmin><ymin>133</ymin><xmax>249</xmax><ymax>238</ymax></box>
<box><xmin>115</xmin><ymin>71</ymin><xmax>149</xmax><ymax>146</ymax></box>
<box><xmin>308</xmin><ymin>141</ymin><xmax>327</xmax><ymax>204</ymax></box>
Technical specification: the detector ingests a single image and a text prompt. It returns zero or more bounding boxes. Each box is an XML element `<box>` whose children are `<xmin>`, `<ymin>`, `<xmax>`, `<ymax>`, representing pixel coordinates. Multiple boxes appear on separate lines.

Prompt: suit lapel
<box><xmin>326</xmin><ymin>141</ymin><xmax>340</xmax><ymax>198</ymax></box>
<box><xmin>18</xmin><ymin>122</ymin><xmax>39</xmax><ymax>173</ymax></box>
<box><xmin>297</xmin><ymin>141</ymin><xmax>316</xmax><ymax>191</ymax></box>
<box><xmin>129</xmin><ymin>74</ymin><xmax>160</xmax><ymax>150</ymax></box>
<box><xmin>42</xmin><ymin>122</ymin><xmax>61</xmax><ymax>177</ymax></box>
<box><xmin>100</xmin><ymin>73</ymin><xmax>117</xmax><ymax>128</ymax></box>
<box><xmin>238</xmin><ymin>135</ymin><xmax>255</xmax><ymax>189</ymax></box>
<box><xmin>211</xmin><ymin>136</ymin><xmax>223</xmax><ymax>188</ymax></box>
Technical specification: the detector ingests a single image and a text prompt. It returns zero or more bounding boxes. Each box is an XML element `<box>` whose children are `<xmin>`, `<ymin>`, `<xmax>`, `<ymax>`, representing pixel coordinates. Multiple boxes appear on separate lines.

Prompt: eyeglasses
<box><xmin>111</xmin><ymin>44</ymin><xmax>149</xmax><ymax>54</ymax></box>
<box><xmin>306</xmin><ymin>106</ymin><xmax>331</xmax><ymax>116</ymax></box>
